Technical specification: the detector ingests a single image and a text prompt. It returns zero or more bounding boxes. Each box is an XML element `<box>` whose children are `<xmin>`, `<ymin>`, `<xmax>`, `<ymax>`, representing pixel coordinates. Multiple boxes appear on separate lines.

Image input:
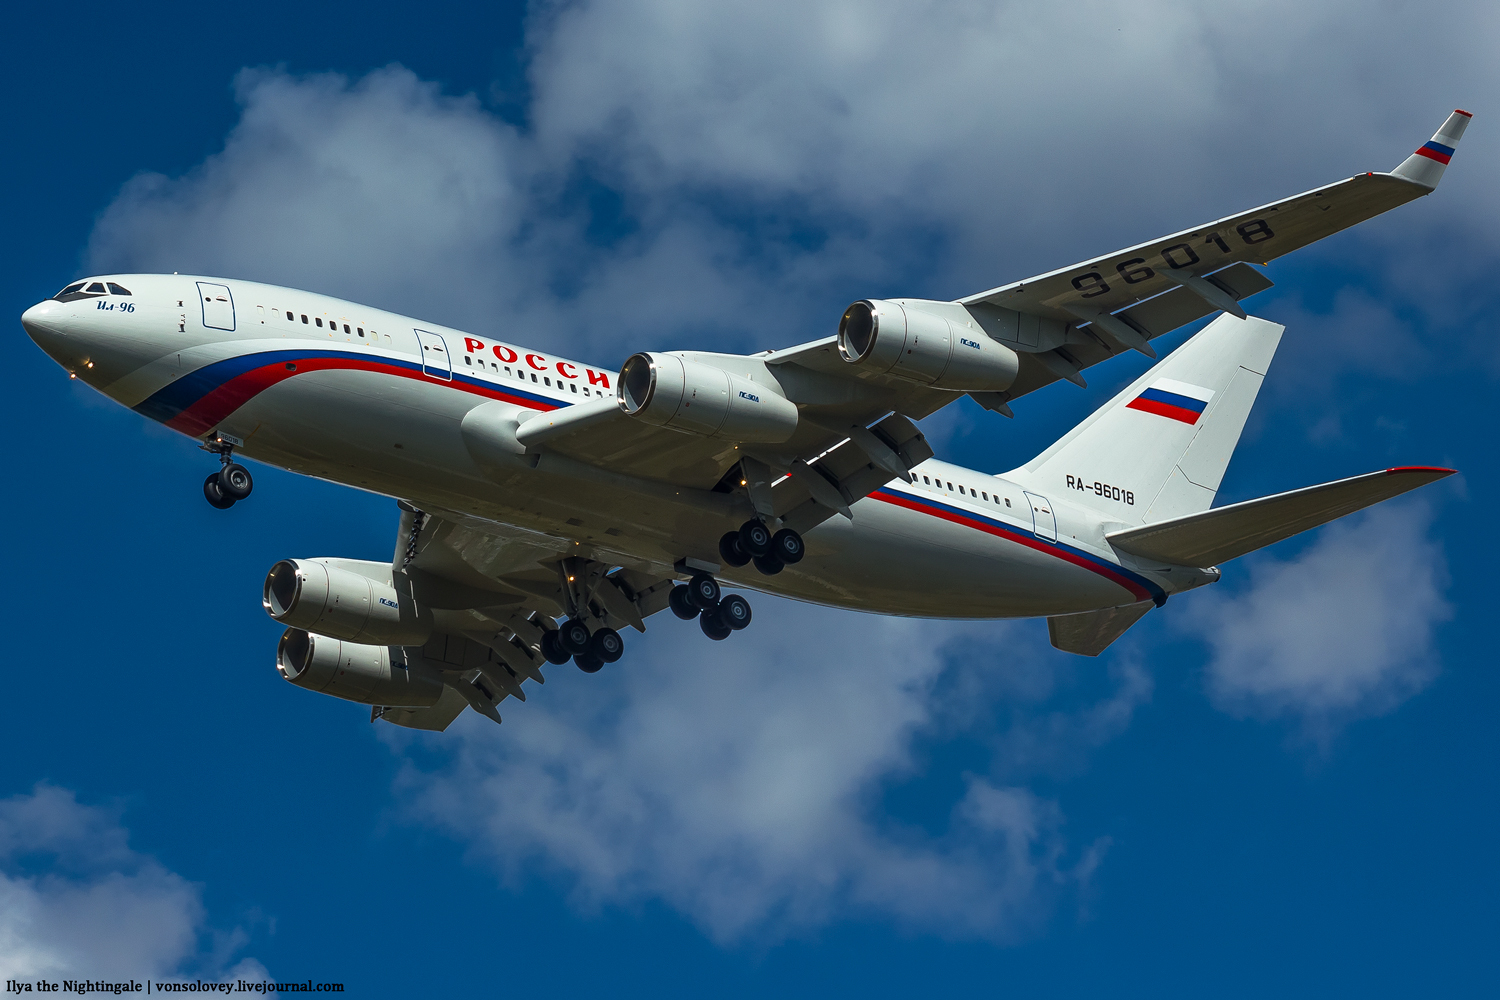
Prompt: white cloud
<box><xmin>86</xmin><ymin>3</ymin><xmax>1500</xmax><ymax>368</ymax></box>
<box><xmin>0</xmin><ymin>784</ymin><xmax>267</xmax><ymax>981</ymax></box>
<box><xmin>1181</xmin><ymin>502</ymin><xmax>1451</xmax><ymax>728</ymax></box>
<box><xmin>77</xmin><ymin>0</ymin><xmax>1484</xmax><ymax>941</ymax></box>
<box><xmin>396</xmin><ymin>600</ymin><xmax>1111</xmax><ymax>943</ymax></box>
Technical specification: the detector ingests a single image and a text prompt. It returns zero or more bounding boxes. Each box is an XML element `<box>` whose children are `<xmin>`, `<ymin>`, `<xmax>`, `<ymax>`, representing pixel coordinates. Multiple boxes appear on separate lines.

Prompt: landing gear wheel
<box><xmin>699</xmin><ymin>610</ymin><xmax>732</xmax><ymax>641</ymax></box>
<box><xmin>669</xmin><ymin>585</ymin><xmax>699</xmax><ymax>620</ymax></box>
<box><xmin>589</xmin><ymin>627</ymin><xmax>624</xmax><ymax>663</ymax></box>
<box><xmin>558</xmin><ymin>618</ymin><xmax>592</xmax><ymax>656</ymax></box>
<box><xmin>540</xmin><ymin>631</ymin><xmax>572</xmax><ymax>665</ymax></box>
<box><xmin>717</xmin><ymin>594</ymin><xmax>752</xmax><ymax>631</ymax></box>
<box><xmin>203</xmin><ymin>473</ymin><xmax>235</xmax><ymax>509</ymax></box>
<box><xmin>752</xmin><ymin>553</ymin><xmax>784</xmax><ymax>576</ymax></box>
<box><xmin>718</xmin><ymin>531</ymin><xmax>751</xmax><ymax>568</ymax></box>
<box><xmin>771</xmin><ymin>528</ymin><xmax>804</xmax><ymax>564</ymax></box>
<box><xmin>738</xmin><ymin>519</ymin><xmax>773</xmax><ymax>558</ymax></box>
<box><xmin>575</xmin><ymin>653</ymin><xmax>605</xmax><ymax>673</ymax></box>
<box><xmin>217</xmin><ymin>462</ymin><xmax>254</xmax><ymax>501</ymax></box>
<box><xmin>687</xmin><ymin>572</ymin><xmax>721</xmax><ymax>610</ymax></box>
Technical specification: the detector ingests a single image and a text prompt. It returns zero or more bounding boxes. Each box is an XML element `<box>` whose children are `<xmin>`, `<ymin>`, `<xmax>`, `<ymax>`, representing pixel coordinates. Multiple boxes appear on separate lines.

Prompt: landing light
<box><xmin>68</xmin><ymin>373</ymin><xmax>76</xmax><ymax>379</ymax></box>
<box><xmin>86</xmin><ymin>361</ymin><xmax>94</xmax><ymax>368</ymax></box>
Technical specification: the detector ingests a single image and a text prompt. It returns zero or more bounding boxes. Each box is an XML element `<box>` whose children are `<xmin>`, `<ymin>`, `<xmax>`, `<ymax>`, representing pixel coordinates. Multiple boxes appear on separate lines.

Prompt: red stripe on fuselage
<box><xmin>1126</xmin><ymin>397</ymin><xmax>1202</xmax><ymax>424</ymax></box>
<box><xmin>870</xmin><ymin>490</ymin><xmax>1152</xmax><ymax>602</ymax></box>
<box><xmin>165</xmin><ymin>356</ymin><xmax>558</xmax><ymax>436</ymax></box>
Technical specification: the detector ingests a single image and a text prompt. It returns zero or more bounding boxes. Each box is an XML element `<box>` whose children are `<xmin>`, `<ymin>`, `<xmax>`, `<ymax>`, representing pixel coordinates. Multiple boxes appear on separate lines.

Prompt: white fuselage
<box><xmin>22</xmin><ymin>274</ymin><xmax>1214</xmax><ymax>619</ymax></box>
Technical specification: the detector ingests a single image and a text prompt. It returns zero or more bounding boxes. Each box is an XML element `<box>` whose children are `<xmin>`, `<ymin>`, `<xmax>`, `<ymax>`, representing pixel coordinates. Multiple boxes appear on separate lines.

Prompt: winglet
<box><xmin>1392</xmin><ymin>109</ymin><xmax>1473</xmax><ymax>189</ymax></box>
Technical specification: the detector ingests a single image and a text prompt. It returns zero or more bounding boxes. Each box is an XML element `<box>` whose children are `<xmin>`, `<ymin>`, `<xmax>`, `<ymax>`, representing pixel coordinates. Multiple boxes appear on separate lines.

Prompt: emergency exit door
<box><xmin>414</xmin><ymin>329</ymin><xmax>452</xmax><ymax>380</ymax></box>
<box><xmin>196</xmin><ymin>282</ymin><xmax>235</xmax><ymax>332</ymax></box>
<box><xmin>1023</xmin><ymin>491</ymin><xmax>1057</xmax><ymax>542</ymax></box>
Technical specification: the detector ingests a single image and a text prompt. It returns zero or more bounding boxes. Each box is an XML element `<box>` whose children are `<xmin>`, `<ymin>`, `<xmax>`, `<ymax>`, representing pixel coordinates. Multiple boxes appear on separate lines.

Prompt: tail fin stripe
<box><xmin>1416</xmin><ymin>141</ymin><xmax>1455</xmax><ymax>164</ymax></box>
<box><xmin>870</xmin><ymin>487</ymin><xmax>1165</xmax><ymax>604</ymax></box>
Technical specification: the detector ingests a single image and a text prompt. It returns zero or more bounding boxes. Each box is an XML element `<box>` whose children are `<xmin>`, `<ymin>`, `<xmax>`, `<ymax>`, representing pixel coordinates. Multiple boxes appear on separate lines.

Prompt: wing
<box><xmin>373</xmin><ymin>505</ymin><xmax>681</xmax><ymax>730</ymax></box>
<box><xmin>484</xmin><ymin>112</ymin><xmax>1471</xmax><ymax>538</ymax></box>
<box><xmin>961</xmin><ymin>110</ymin><xmax>1473</xmax><ymax>319</ymax></box>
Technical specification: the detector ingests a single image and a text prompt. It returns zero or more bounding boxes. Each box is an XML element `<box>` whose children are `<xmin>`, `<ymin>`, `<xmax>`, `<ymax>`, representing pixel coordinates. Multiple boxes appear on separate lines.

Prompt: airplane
<box><xmin>20</xmin><ymin>110</ymin><xmax>1470</xmax><ymax>732</ymax></box>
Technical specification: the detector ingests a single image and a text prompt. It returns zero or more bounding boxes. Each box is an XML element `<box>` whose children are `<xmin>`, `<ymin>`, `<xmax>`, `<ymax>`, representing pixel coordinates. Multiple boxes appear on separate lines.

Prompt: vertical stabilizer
<box><xmin>1006</xmin><ymin>313</ymin><xmax>1283</xmax><ymax>525</ymax></box>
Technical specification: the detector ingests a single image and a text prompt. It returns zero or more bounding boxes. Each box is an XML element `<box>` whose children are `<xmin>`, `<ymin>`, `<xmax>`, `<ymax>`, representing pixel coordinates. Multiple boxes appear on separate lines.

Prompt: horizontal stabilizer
<box><xmin>1106</xmin><ymin>466</ymin><xmax>1456</xmax><ymax>566</ymax></box>
<box><xmin>1048</xmin><ymin>601</ymin><xmax>1153</xmax><ymax>656</ymax></box>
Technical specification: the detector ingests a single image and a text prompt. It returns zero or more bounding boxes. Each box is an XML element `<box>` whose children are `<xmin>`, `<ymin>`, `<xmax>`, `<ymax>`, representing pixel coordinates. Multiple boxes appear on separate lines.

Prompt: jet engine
<box><xmin>263</xmin><ymin>559</ymin><xmax>430</xmax><ymax>645</ymax></box>
<box><xmin>275</xmin><ymin>628</ymin><xmax>444</xmax><ymax>707</ymax></box>
<box><xmin>618</xmin><ymin>353</ymin><xmax>799</xmax><ymax>442</ymax></box>
<box><xmin>837</xmin><ymin>299</ymin><xmax>1020</xmax><ymax>391</ymax></box>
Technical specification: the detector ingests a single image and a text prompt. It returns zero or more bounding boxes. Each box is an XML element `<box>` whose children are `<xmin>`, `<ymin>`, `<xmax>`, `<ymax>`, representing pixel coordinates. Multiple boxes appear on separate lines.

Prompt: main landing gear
<box><xmin>201</xmin><ymin>437</ymin><xmax>254</xmax><ymax>510</ymax></box>
<box><xmin>669</xmin><ymin>571</ymin><xmax>754</xmax><ymax>641</ymax></box>
<box><xmin>717</xmin><ymin>519</ymin><xmax>803</xmax><ymax>577</ymax></box>
<box><xmin>539</xmin><ymin>619</ymin><xmax>626</xmax><ymax>674</ymax></box>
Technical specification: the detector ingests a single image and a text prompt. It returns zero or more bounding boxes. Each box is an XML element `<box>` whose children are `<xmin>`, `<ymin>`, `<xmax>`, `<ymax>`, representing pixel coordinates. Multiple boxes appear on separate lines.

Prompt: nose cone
<box><xmin>21</xmin><ymin>299</ymin><xmax>65</xmax><ymax>345</ymax></box>
<box><xmin>22</xmin><ymin>298</ymin><xmax>88</xmax><ymax>373</ymax></box>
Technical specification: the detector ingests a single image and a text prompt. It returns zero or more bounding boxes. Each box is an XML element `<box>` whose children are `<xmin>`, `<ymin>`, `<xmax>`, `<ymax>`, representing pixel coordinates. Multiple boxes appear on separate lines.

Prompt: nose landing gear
<box><xmin>201</xmin><ymin>435</ymin><xmax>254</xmax><ymax>509</ymax></box>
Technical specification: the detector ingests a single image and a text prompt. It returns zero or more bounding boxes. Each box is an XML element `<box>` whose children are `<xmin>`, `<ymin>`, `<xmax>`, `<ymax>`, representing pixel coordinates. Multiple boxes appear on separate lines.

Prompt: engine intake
<box><xmin>837</xmin><ymin>299</ymin><xmax>1019</xmax><ymax>392</ymax></box>
<box><xmin>618</xmin><ymin>353</ymin><xmax>798</xmax><ymax>442</ymax></box>
<box><xmin>263</xmin><ymin>559</ymin><xmax>429</xmax><ymax>645</ymax></box>
<box><xmin>276</xmin><ymin>628</ymin><xmax>444</xmax><ymax>707</ymax></box>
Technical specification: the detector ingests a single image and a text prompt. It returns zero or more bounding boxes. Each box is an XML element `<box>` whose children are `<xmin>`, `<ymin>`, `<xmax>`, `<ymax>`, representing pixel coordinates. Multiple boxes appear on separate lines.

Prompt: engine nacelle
<box><xmin>263</xmin><ymin>559</ymin><xmax>430</xmax><ymax>645</ymax></box>
<box><xmin>837</xmin><ymin>299</ymin><xmax>1020</xmax><ymax>392</ymax></box>
<box><xmin>275</xmin><ymin>628</ymin><xmax>444</xmax><ymax>708</ymax></box>
<box><xmin>618</xmin><ymin>352</ymin><xmax>799</xmax><ymax>442</ymax></box>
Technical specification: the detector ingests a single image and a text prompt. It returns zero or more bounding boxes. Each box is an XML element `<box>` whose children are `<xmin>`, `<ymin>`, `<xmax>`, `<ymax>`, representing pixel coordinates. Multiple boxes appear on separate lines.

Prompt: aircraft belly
<box><xmin>203</xmin><ymin>367</ymin><xmax>1150</xmax><ymax>620</ymax></box>
<box><xmin>749</xmin><ymin>497</ymin><xmax>1136</xmax><ymax>618</ymax></box>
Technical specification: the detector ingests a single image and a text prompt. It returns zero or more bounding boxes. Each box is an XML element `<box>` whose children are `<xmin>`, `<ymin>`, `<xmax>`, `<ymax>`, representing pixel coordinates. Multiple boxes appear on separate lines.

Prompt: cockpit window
<box><xmin>55</xmin><ymin>282</ymin><xmax>86</xmax><ymax>298</ymax></box>
<box><xmin>85</xmin><ymin>282</ymin><xmax>107</xmax><ymax>294</ymax></box>
<box><xmin>106</xmin><ymin>282</ymin><xmax>132</xmax><ymax>295</ymax></box>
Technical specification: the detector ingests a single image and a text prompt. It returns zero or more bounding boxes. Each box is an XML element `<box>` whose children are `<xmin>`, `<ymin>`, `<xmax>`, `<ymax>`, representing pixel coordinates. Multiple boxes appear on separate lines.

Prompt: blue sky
<box><xmin>2</xmin><ymin>1</ymin><xmax>1496</xmax><ymax>993</ymax></box>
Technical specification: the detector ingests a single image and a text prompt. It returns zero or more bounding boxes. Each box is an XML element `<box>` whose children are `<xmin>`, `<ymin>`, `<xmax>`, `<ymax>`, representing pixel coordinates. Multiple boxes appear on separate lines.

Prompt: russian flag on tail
<box><xmin>1125</xmin><ymin>378</ymin><xmax>1215</xmax><ymax>425</ymax></box>
<box><xmin>1393</xmin><ymin>110</ymin><xmax>1472</xmax><ymax>189</ymax></box>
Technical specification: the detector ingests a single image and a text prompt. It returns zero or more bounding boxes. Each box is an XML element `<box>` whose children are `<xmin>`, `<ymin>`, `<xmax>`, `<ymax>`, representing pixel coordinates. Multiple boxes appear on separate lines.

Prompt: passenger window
<box><xmin>544</xmin><ymin>377</ymin><xmax>551</xmax><ymax>386</ymax></box>
<box><xmin>106</xmin><ymin>282</ymin><xmax>132</xmax><ymax>295</ymax></box>
<box><xmin>531</xmin><ymin>373</ymin><xmax>538</xmax><ymax>382</ymax></box>
<box><xmin>570</xmin><ymin>383</ymin><xmax>578</xmax><ymax>393</ymax></box>
<box><xmin>86</xmin><ymin>282</ymin><xmax>106</xmax><ymax>293</ymax></box>
<box><xmin>464</xmin><ymin>356</ymin><xmax>472</xmax><ymax>366</ymax></box>
<box><xmin>505</xmin><ymin>366</ymin><xmax>512</xmax><ymax>375</ymax></box>
<box><xmin>958</xmin><ymin>486</ymin><xmax>965</xmax><ymax>495</ymax></box>
<box><xmin>286</xmin><ymin>311</ymin><xmax>294</xmax><ymax>321</ymax></box>
<box><xmin>947</xmin><ymin>481</ymin><xmax>953</xmax><ymax>490</ymax></box>
<box><xmin>923</xmin><ymin>476</ymin><xmax>930</xmax><ymax>485</ymax></box>
<box><xmin>1005</xmin><ymin>498</ymin><xmax>1012</xmax><ymax>507</ymax></box>
<box><xmin>316</xmin><ymin>318</ymin><xmax>323</xmax><ymax>327</ymax></box>
<box><xmin>301</xmin><ymin>315</ymin><xmax>308</xmax><ymax>324</ymax></box>
<box><xmin>982</xmin><ymin>492</ymin><xmax>988</xmax><ymax>500</ymax></box>
<box><xmin>357</xmin><ymin>327</ymin><xmax>364</xmax><ymax>336</ymax></box>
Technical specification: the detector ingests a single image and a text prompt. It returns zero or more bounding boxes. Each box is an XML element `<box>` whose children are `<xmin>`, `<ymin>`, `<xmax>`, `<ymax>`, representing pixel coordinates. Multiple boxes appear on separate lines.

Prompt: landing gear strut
<box><xmin>201</xmin><ymin>435</ymin><xmax>253</xmax><ymax>509</ymax></box>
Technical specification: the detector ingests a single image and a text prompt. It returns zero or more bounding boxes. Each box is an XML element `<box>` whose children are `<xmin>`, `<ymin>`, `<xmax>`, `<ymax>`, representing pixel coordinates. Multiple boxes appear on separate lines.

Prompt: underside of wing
<box><xmin>1106</xmin><ymin>466</ymin><xmax>1456</xmax><ymax>567</ymax></box>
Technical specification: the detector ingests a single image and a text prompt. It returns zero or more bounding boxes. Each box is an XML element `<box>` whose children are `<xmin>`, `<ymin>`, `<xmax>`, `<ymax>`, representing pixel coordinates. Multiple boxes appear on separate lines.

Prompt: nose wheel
<box><xmin>201</xmin><ymin>437</ymin><xmax>254</xmax><ymax>509</ymax></box>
